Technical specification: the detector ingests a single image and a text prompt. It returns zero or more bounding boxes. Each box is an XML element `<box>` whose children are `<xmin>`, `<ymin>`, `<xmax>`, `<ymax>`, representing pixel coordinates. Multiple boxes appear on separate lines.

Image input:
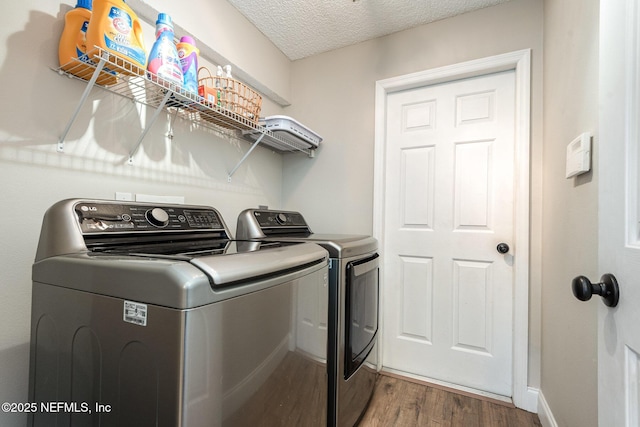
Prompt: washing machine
<box><xmin>28</xmin><ymin>199</ymin><xmax>329</xmax><ymax>427</ymax></box>
<box><xmin>236</xmin><ymin>209</ymin><xmax>379</xmax><ymax>427</ymax></box>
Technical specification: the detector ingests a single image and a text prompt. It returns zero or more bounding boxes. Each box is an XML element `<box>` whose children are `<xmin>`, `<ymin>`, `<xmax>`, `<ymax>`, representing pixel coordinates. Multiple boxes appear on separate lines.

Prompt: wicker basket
<box><xmin>197</xmin><ymin>67</ymin><xmax>262</xmax><ymax>129</ymax></box>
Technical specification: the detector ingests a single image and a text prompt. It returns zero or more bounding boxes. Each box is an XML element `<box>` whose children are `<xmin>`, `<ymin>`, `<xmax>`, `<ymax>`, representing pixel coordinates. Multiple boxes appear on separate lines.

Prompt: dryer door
<box><xmin>344</xmin><ymin>253</ymin><xmax>379</xmax><ymax>379</ymax></box>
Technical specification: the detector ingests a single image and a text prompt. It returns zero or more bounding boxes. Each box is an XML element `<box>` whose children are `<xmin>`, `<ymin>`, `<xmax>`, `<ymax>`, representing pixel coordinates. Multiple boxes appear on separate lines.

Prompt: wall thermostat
<box><xmin>566</xmin><ymin>132</ymin><xmax>591</xmax><ymax>178</ymax></box>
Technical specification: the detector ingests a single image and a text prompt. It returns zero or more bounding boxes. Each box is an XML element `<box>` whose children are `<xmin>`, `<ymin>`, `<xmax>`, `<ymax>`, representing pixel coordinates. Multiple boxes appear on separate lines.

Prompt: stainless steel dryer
<box><xmin>29</xmin><ymin>199</ymin><xmax>329</xmax><ymax>427</ymax></box>
<box><xmin>237</xmin><ymin>209</ymin><xmax>379</xmax><ymax>427</ymax></box>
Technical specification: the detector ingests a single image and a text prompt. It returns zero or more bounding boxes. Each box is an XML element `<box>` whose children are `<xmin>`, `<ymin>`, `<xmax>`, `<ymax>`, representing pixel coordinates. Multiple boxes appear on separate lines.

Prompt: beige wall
<box><xmin>284</xmin><ymin>0</ymin><xmax>544</xmax><ymax>391</ymax></box>
<box><xmin>541</xmin><ymin>0</ymin><xmax>599</xmax><ymax>426</ymax></box>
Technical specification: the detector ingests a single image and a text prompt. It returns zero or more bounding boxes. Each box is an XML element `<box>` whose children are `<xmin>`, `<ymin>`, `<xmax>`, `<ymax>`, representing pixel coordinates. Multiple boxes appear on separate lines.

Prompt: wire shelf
<box><xmin>55</xmin><ymin>47</ymin><xmax>317</xmax><ymax>175</ymax></box>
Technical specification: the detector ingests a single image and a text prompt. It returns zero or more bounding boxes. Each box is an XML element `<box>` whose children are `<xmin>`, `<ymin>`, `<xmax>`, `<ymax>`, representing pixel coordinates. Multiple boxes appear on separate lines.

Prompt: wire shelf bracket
<box><xmin>227</xmin><ymin>132</ymin><xmax>266</xmax><ymax>181</ymax></box>
<box><xmin>56</xmin><ymin>55</ymin><xmax>107</xmax><ymax>152</ymax></box>
<box><xmin>127</xmin><ymin>89</ymin><xmax>172</xmax><ymax>164</ymax></box>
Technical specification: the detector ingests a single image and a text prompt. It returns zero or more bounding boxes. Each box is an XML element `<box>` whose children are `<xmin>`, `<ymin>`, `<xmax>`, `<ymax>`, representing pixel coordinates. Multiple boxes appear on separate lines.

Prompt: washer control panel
<box><xmin>253</xmin><ymin>210</ymin><xmax>308</xmax><ymax>228</ymax></box>
<box><xmin>74</xmin><ymin>201</ymin><xmax>225</xmax><ymax>233</ymax></box>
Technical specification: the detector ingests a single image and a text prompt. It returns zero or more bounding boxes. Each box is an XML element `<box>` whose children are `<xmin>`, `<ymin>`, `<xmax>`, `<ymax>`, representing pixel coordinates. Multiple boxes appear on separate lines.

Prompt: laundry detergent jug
<box><xmin>86</xmin><ymin>0</ymin><xmax>146</xmax><ymax>75</ymax></box>
<box><xmin>146</xmin><ymin>13</ymin><xmax>183</xmax><ymax>87</ymax></box>
<box><xmin>58</xmin><ymin>0</ymin><xmax>116</xmax><ymax>85</ymax></box>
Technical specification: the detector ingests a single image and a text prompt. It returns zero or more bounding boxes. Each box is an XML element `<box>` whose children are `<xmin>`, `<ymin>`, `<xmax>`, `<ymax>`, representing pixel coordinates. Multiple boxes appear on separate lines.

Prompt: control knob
<box><xmin>146</xmin><ymin>208</ymin><xmax>170</xmax><ymax>228</ymax></box>
<box><xmin>275</xmin><ymin>213</ymin><xmax>288</xmax><ymax>225</ymax></box>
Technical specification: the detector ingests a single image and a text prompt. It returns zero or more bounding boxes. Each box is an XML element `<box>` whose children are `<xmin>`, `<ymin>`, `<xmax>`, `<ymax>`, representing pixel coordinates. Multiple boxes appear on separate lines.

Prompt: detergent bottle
<box><xmin>176</xmin><ymin>36</ymin><xmax>199</xmax><ymax>94</ymax></box>
<box><xmin>58</xmin><ymin>0</ymin><xmax>116</xmax><ymax>85</ymax></box>
<box><xmin>85</xmin><ymin>0</ymin><xmax>146</xmax><ymax>74</ymax></box>
<box><xmin>215</xmin><ymin>65</ymin><xmax>224</xmax><ymax>108</ymax></box>
<box><xmin>146</xmin><ymin>13</ymin><xmax>184</xmax><ymax>87</ymax></box>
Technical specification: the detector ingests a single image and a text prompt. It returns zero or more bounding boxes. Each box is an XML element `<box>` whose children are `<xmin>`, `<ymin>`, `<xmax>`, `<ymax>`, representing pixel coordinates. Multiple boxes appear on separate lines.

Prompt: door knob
<box><xmin>496</xmin><ymin>243</ymin><xmax>510</xmax><ymax>254</ymax></box>
<box><xmin>571</xmin><ymin>274</ymin><xmax>620</xmax><ymax>307</ymax></box>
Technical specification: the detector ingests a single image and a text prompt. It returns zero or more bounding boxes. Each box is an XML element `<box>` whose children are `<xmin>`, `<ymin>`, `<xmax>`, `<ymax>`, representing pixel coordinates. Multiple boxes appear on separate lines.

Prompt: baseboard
<box><xmin>537</xmin><ymin>391</ymin><xmax>559</xmax><ymax>427</ymax></box>
<box><xmin>516</xmin><ymin>386</ymin><xmax>540</xmax><ymax>413</ymax></box>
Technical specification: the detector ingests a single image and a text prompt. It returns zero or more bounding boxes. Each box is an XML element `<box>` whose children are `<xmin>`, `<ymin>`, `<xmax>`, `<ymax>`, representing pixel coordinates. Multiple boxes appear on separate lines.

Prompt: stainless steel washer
<box><xmin>237</xmin><ymin>209</ymin><xmax>379</xmax><ymax>427</ymax></box>
<box><xmin>29</xmin><ymin>199</ymin><xmax>329</xmax><ymax>427</ymax></box>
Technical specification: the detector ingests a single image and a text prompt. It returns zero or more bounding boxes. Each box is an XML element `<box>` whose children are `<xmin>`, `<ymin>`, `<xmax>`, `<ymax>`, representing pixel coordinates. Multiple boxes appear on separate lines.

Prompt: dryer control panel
<box><xmin>253</xmin><ymin>210</ymin><xmax>307</xmax><ymax>228</ymax></box>
<box><xmin>236</xmin><ymin>209</ymin><xmax>312</xmax><ymax>240</ymax></box>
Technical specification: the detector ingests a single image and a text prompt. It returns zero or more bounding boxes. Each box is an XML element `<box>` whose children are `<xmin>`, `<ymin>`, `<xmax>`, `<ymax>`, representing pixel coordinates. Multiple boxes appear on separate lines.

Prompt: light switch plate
<box><xmin>566</xmin><ymin>132</ymin><xmax>591</xmax><ymax>178</ymax></box>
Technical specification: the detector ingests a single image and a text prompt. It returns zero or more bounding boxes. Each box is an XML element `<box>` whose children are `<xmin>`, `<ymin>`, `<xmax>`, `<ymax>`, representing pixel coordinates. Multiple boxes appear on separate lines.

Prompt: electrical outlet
<box><xmin>115</xmin><ymin>192</ymin><xmax>134</xmax><ymax>201</ymax></box>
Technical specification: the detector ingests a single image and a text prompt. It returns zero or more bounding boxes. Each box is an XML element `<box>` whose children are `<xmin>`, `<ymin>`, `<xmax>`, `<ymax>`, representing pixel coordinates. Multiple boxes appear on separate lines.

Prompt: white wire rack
<box><xmin>55</xmin><ymin>47</ymin><xmax>316</xmax><ymax>179</ymax></box>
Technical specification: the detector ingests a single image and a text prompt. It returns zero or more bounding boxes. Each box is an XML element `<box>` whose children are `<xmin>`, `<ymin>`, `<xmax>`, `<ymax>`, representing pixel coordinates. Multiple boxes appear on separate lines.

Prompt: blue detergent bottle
<box><xmin>146</xmin><ymin>13</ymin><xmax>184</xmax><ymax>87</ymax></box>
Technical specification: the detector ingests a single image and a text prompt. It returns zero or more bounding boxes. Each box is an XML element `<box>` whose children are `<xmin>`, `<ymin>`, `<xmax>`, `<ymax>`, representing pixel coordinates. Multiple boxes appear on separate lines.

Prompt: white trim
<box><xmin>624</xmin><ymin>0</ymin><xmax>640</xmax><ymax>248</ymax></box>
<box><xmin>522</xmin><ymin>386</ymin><xmax>540</xmax><ymax>416</ymax></box>
<box><xmin>373</xmin><ymin>49</ymin><xmax>533</xmax><ymax>411</ymax></box>
<box><xmin>537</xmin><ymin>390</ymin><xmax>559</xmax><ymax>427</ymax></box>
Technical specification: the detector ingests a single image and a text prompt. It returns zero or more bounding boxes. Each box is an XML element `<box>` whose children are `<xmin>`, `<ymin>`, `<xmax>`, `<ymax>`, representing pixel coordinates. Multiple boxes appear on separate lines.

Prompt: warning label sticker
<box><xmin>123</xmin><ymin>301</ymin><xmax>147</xmax><ymax>326</ymax></box>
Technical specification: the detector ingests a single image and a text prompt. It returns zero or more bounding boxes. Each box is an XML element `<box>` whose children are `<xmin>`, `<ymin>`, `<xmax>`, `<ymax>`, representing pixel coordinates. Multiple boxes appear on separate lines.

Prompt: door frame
<box><xmin>372</xmin><ymin>49</ymin><xmax>535</xmax><ymax>412</ymax></box>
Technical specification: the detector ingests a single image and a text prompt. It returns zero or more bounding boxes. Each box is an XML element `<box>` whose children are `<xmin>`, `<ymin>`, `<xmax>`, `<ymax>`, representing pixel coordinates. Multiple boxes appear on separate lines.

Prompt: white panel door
<box><xmin>383</xmin><ymin>71</ymin><xmax>516</xmax><ymax>397</ymax></box>
<box><xmin>598</xmin><ymin>1</ymin><xmax>640</xmax><ymax>424</ymax></box>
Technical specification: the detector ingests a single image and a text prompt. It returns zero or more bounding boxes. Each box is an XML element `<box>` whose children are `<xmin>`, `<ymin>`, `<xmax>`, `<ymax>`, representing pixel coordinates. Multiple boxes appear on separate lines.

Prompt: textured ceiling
<box><xmin>226</xmin><ymin>0</ymin><xmax>512</xmax><ymax>60</ymax></box>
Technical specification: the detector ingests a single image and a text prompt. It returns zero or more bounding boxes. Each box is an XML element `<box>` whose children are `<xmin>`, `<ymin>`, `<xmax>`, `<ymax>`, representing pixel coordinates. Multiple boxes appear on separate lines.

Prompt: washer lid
<box><xmin>118</xmin><ymin>240</ymin><xmax>329</xmax><ymax>287</ymax></box>
<box><xmin>33</xmin><ymin>242</ymin><xmax>328</xmax><ymax>308</ymax></box>
<box><xmin>188</xmin><ymin>241</ymin><xmax>327</xmax><ymax>287</ymax></box>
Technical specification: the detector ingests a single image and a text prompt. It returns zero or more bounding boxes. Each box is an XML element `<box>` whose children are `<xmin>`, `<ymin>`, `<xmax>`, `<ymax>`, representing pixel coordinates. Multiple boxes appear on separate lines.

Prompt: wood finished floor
<box><xmin>357</xmin><ymin>374</ymin><xmax>542</xmax><ymax>427</ymax></box>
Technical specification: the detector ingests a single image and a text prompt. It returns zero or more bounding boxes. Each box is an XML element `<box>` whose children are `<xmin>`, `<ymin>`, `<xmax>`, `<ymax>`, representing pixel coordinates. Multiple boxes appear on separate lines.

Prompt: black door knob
<box><xmin>496</xmin><ymin>243</ymin><xmax>510</xmax><ymax>254</ymax></box>
<box><xmin>572</xmin><ymin>274</ymin><xmax>620</xmax><ymax>307</ymax></box>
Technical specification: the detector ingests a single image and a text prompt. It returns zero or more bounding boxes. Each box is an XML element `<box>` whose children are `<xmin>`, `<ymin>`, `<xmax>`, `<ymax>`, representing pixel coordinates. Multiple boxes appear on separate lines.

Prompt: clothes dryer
<box><xmin>237</xmin><ymin>209</ymin><xmax>379</xmax><ymax>427</ymax></box>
